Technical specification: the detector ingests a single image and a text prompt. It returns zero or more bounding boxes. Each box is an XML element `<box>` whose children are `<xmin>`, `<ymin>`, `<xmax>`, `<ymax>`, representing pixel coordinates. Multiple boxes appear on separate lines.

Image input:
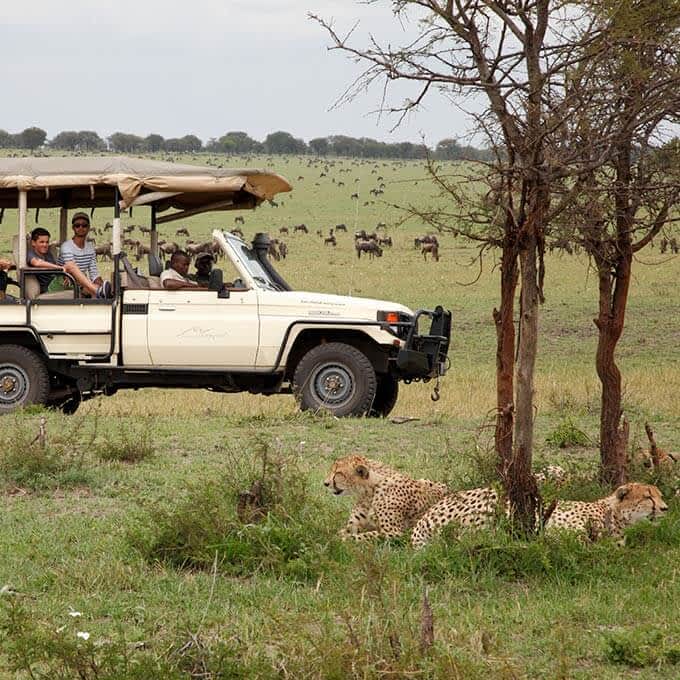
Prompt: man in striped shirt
<box><xmin>58</xmin><ymin>212</ymin><xmax>112</xmax><ymax>298</ymax></box>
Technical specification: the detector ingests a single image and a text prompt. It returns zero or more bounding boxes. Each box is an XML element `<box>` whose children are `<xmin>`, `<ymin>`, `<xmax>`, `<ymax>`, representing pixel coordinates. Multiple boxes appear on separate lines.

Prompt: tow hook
<box><xmin>430</xmin><ymin>371</ymin><xmax>441</xmax><ymax>402</ymax></box>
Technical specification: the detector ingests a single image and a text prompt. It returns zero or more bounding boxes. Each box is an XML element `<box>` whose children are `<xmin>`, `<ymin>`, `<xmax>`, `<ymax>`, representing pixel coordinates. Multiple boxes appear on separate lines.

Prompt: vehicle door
<box><xmin>146</xmin><ymin>288</ymin><xmax>259</xmax><ymax>368</ymax></box>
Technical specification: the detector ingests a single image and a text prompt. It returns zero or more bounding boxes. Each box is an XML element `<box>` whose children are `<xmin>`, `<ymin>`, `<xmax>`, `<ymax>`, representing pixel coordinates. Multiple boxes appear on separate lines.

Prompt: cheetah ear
<box><xmin>355</xmin><ymin>464</ymin><xmax>369</xmax><ymax>479</ymax></box>
<box><xmin>616</xmin><ymin>485</ymin><xmax>630</xmax><ymax>501</ymax></box>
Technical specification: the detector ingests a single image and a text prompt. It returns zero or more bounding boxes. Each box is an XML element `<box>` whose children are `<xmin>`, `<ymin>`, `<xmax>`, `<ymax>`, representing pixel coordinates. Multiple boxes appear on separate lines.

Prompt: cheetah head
<box><xmin>610</xmin><ymin>483</ymin><xmax>668</xmax><ymax>526</ymax></box>
<box><xmin>323</xmin><ymin>455</ymin><xmax>379</xmax><ymax>496</ymax></box>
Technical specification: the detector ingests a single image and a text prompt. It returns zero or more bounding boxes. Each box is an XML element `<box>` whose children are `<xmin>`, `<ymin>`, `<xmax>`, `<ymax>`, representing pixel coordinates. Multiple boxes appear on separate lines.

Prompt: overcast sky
<box><xmin>0</xmin><ymin>0</ymin><xmax>474</xmax><ymax>146</ymax></box>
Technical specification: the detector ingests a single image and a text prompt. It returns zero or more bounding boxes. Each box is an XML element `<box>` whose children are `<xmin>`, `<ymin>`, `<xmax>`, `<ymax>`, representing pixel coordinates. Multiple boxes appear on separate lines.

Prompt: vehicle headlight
<box><xmin>377</xmin><ymin>311</ymin><xmax>413</xmax><ymax>339</ymax></box>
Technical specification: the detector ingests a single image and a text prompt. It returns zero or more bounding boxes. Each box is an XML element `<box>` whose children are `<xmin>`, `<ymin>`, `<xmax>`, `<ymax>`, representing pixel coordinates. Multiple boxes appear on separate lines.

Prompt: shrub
<box><xmin>129</xmin><ymin>437</ymin><xmax>349</xmax><ymax>580</ymax></box>
<box><xmin>94</xmin><ymin>417</ymin><xmax>155</xmax><ymax>463</ymax></box>
<box><xmin>604</xmin><ymin>627</ymin><xmax>680</xmax><ymax>668</ymax></box>
<box><xmin>0</xmin><ymin>414</ymin><xmax>94</xmax><ymax>490</ymax></box>
<box><xmin>546</xmin><ymin>417</ymin><xmax>590</xmax><ymax>448</ymax></box>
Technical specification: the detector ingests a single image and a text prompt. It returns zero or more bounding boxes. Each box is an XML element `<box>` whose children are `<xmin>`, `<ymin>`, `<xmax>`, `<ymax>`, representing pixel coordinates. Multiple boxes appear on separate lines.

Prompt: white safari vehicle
<box><xmin>0</xmin><ymin>156</ymin><xmax>450</xmax><ymax>417</ymax></box>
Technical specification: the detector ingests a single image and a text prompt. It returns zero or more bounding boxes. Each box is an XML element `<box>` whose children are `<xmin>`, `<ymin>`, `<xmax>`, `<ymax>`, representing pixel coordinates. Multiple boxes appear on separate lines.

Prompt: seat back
<box><xmin>148</xmin><ymin>253</ymin><xmax>163</xmax><ymax>277</ymax></box>
<box><xmin>120</xmin><ymin>256</ymin><xmax>150</xmax><ymax>289</ymax></box>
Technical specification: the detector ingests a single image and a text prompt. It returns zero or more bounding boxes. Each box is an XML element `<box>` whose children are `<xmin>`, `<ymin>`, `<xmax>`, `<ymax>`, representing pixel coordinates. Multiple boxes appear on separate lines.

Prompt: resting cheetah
<box><xmin>411</xmin><ymin>482</ymin><xmax>667</xmax><ymax>548</ymax></box>
<box><xmin>324</xmin><ymin>455</ymin><xmax>448</xmax><ymax>541</ymax></box>
<box><xmin>545</xmin><ymin>482</ymin><xmax>668</xmax><ymax>544</ymax></box>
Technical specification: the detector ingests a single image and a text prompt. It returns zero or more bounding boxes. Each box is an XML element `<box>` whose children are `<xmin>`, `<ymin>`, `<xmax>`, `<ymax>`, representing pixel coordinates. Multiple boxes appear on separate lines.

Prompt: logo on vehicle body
<box><xmin>177</xmin><ymin>326</ymin><xmax>228</xmax><ymax>340</ymax></box>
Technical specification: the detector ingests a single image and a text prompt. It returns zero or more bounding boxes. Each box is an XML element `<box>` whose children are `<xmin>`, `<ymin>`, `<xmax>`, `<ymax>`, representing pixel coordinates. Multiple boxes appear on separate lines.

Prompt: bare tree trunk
<box><xmin>509</xmin><ymin>235</ymin><xmax>541</xmax><ymax>531</ymax></box>
<box><xmin>594</xmin><ymin>253</ymin><xmax>631</xmax><ymax>487</ymax></box>
<box><xmin>494</xmin><ymin>232</ymin><xmax>518</xmax><ymax>489</ymax></box>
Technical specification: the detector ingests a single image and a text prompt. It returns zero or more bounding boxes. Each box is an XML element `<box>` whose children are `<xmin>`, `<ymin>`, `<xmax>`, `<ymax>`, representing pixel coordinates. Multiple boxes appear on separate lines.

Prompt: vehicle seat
<box><xmin>148</xmin><ymin>253</ymin><xmax>163</xmax><ymax>276</ymax></box>
<box><xmin>12</xmin><ymin>235</ymin><xmax>74</xmax><ymax>300</ymax></box>
<box><xmin>120</xmin><ymin>256</ymin><xmax>150</xmax><ymax>289</ymax></box>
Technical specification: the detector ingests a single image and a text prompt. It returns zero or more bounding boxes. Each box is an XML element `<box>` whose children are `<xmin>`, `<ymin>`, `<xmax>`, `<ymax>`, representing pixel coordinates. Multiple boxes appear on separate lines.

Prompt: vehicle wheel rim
<box><xmin>0</xmin><ymin>364</ymin><xmax>30</xmax><ymax>406</ymax></box>
<box><xmin>311</xmin><ymin>363</ymin><xmax>355</xmax><ymax>406</ymax></box>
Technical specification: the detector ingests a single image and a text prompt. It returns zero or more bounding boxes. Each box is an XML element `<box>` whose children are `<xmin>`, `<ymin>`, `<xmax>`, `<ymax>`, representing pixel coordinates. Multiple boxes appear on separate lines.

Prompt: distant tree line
<box><xmin>0</xmin><ymin>126</ymin><xmax>492</xmax><ymax>161</ymax></box>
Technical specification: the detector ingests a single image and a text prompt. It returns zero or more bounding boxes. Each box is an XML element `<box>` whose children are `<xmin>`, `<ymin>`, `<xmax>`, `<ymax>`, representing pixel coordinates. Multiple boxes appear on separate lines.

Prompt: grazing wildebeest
<box><xmin>324</xmin><ymin>233</ymin><xmax>337</xmax><ymax>247</ymax></box>
<box><xmin>378</xmin><ymin>236</ymin><xmax>393</xmax><ymax>248</ymax></box>
<box><xmin>421</xmin><ymin>243</ymin><xmax>440</xmax><ymax>262</ymax></box>
<box><xmin>415</xmin><ymin>234</ymin><xmax>439</xmax><ymax>249</ymax></box>
<box><xmin>279</xmin><ymin>227</ymin><xmax>289</xmax><ymax>235</ymax></box>
<box><xmin>670</xmin><ymin>237</ymin><xmax>679</xmax><ymax>254</ymax></box>
<box><xmin>103</xmin><ymin>222</ymin><xmax>113</xmax><ymax>231</ymax></box>
<box><xmin>335</xmin><ymin>223</ymin><xmax>347</xmax><ymax>232</ymax></box>
<box><xmin>293</xmin><ymin>223</ymin><xmax>308</xmax><ymax>234</ymax></box>
<box><xmin>186</xmin><ymin>241</ymin><xmax>212</xmax><ymax>257</ymax></box>
<box><xmin>234</xmin><ymin>216</ymin><xmax>245</xmax><ymax>225</ymax></box>
<box><xmin>278</xmin><ymin>241</ymin><xmax>288</xmax><ymax>259</ymax></box>
<box><xmin>123</xmin><ymin>225</ymin><xmax>134</xmax><ymax>234</ymax></box>
<box><xmin>354</xmin><ymin>229</ymin><xmax>367</xmax><ymax>241</ymax></box>
<box><xmin>160</xmin><ymin>241</ymin><xmax>180</xmax><ymax>256</ymax></box>
<box><xmin>376</xmin><ymin>222</ymin><xmax>387</xmax><ymax>230</ymax></box>
<box><xmin>355</xmin><ymin>241</ymin><xmax>383</xmax><ymax>259</ymax></box>
<box><xmin>139</xmin><ymin>226</ymin><xmax>151</xmax><ymax>235</ymax></box>
<box><xmin>268</xmin><ymin>240</ymin><xmax>281</xmax><ymax>261</ymax></box>
<box><xmin>176</xmin><ymin>227</ymin><xmax>190</xmax><ymax>237</ymax></box>
<box><xmin>95</xmin><ymin>243</ymin><xmax>112</xmax><ymax>261</ymax></box>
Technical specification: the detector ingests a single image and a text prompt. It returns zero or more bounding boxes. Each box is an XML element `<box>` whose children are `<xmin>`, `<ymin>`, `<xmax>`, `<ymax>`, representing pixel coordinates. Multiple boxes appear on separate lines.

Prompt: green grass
<box><xmin>0</xmin><ymin>151</ymin><xmax>679</xmax><ymax>678</ymax></box>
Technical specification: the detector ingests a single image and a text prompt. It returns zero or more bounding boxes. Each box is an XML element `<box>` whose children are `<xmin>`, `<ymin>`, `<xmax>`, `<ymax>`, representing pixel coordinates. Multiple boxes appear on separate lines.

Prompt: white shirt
<box><xmin>160</xmin><ymin>268</ymin><xmax>194</xmax><ymax>287</ymax></box>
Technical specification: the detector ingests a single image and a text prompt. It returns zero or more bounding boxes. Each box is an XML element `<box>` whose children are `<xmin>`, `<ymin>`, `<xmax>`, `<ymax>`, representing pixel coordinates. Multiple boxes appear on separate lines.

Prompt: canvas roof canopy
<box><xmin>0</xmin><ymin>156</ymin><xmax>292</xmax><ymax>211</ymax></box>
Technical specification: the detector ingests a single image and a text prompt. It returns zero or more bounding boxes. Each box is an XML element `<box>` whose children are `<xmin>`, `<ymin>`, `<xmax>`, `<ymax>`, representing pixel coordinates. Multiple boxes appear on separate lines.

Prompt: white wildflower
<box><xmin>76</xmin><ymin>631</ymin><xmax>90</xmax><ymax>641</ymax></box>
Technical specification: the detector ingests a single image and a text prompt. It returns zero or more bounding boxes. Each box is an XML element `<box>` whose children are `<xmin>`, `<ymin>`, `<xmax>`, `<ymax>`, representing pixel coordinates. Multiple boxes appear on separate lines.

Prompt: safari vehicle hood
<box><xmin>256</xmin><ymin>290</ymin><xmax>413</xmax><ymax>322</ymax></box>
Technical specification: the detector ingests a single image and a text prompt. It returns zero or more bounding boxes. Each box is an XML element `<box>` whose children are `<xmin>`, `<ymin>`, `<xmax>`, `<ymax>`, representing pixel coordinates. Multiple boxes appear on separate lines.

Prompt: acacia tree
<box><xmin>313</xmin><ymin>1</ymin><xmax>614</xmax><ymax>531</ymax></box>
<box><xmin>555</xmin><ymin>0</ymin><xmax>680</xmax><ymax>485</ymax></box>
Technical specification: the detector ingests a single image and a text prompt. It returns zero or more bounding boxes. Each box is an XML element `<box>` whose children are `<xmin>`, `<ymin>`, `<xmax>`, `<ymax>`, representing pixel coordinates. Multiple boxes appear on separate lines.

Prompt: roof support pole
<box><xmin>59</xmin><ymin>207</ymin><xmax>68</xmax><ymax>244</ymax></box>
<box><xmin>18</xmin><ymin>190</ymin><xmax>27</xmax><ymax>270</ymax></box>
<box><xmin>112</xmin><ymin>187</ymin><xmax>121</xmax><ymax>256</ymax></box>
<box><xmin>150</xmin><ymin>205</ymin><xmax>158</xmax><ymax>257</ymax></box>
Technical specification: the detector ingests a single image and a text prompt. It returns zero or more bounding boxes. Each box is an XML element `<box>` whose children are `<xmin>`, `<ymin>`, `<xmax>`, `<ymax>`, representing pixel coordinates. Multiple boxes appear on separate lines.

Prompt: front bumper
<box><xmin>395</xmin><ymin>306</ymin><xmax>451</xmax><ymax>380</ymax></box>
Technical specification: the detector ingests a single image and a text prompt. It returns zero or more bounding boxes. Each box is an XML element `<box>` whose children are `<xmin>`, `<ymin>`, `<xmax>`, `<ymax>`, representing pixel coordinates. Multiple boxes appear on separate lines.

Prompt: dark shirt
<box><xmin>189</xmin><ymin>273</ymin><xmax>211</xmax><ymax>287</ymax></box>
<box><xmin>26</xmin><ymin>248</ymin><xmax>58</xmax><ymax>294</ymax></box>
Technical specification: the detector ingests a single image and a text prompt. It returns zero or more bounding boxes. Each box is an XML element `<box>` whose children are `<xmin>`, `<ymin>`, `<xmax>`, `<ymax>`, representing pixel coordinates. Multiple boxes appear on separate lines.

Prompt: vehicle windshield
<box><xmin>220</xmin><ymin>232</ymin><xmax>284</xmax><ymax>291</ymax></box>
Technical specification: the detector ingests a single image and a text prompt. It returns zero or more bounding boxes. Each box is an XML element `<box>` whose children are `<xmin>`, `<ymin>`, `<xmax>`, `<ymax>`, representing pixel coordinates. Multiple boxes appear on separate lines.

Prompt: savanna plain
<box><xmin>1</xmin><ymin>151</ymin><xmax>679</xmax><ymax>678</ymax></box>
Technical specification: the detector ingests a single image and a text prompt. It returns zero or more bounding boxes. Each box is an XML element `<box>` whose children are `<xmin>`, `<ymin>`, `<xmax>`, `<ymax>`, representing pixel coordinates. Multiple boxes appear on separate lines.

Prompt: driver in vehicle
<box><xmin>189</xmin><ymin>253</ymin><xmax>214</xmax><ymax>286</ymax></box>
<box><xmin>27</xmin><ymin>227</ymin><xmax>111</xmax><ymax>298</ymax></box>
<box><xmin>160</xmin><ymin>251</ymin><xmax>205</xmax><ymax>289</ymax></box>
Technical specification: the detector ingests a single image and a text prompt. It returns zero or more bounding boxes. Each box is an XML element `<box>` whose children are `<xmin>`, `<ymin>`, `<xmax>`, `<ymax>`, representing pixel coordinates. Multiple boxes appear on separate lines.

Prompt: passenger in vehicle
<box><xmin>58</xmin><ymin>213</ymin><xmax>112</xmax><ymax>298</ymax></box>
<box><xmin>160</xmin><ymin>251</ymin><xmax>202</xmax><ymax>290</ymax></box>
<box><xmin>27</xmin><ymin>227</ymin><xmax>110</xmax><ymax>298</ymax></box>
<box><xmin>190</xmin><ymin>253</ymin><xmax>214</xmax><ymax>286</ymax></box>
<box><xmin>0</xmin><ymin>257</ymin><xmax>15</xmax><ymax>301</ymax></box>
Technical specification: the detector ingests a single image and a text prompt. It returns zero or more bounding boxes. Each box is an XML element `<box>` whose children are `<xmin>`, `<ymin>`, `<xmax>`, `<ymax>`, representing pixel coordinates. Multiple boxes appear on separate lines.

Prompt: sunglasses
<box><xmin>73</xmin><ymin>222</ymin><xmax>90</xmax><ymax>228</ymax></box>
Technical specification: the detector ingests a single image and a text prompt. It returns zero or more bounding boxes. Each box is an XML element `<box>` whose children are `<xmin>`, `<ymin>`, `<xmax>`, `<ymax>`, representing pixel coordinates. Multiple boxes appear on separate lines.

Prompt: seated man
<box><xmin>0</xmin><ymin>257</ymin><xmax>15</xmax><ymax>301</ymax></box>
<box><xmin>58</xmin><ymin>213</ymin><xmax>112</xmax><ymax>298</ymax></box>
<box><xmin>27</xmin><ymin>227</ymin><xmax>110</xmax><ymax>298</ymax></box>
<box><xmin>160</xmin><ymin>251</ymin><xmax>204</xmax><ymax>290</ymax></box>
<box><xmin>189</xmin><ymin>253</ymin><xmax>214</xmax><ymax>287</ymax></box>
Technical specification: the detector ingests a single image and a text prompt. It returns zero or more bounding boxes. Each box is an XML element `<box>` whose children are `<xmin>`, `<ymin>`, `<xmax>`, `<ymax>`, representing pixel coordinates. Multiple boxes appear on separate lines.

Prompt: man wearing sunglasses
<box><xmin>58</xmin><ymin>212</ymin><xmax>112</xmax><ymax>298</ymax></box>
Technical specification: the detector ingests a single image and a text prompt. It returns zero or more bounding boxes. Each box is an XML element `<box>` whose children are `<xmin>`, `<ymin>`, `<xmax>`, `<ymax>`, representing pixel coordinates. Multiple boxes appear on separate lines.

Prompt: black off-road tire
<box><xmin>293</xmin><ymin>342</ymin><xmax>377</xmax><ymax>417</ymax></box>
<box><xmin>0</xmin><ymin>344</ymin><xmax>50</xmax><ymax>414</ymax></box>
<box><xmin>369</xmin><ymin>374</ymin><xmax>399</xmax><ymax>418</ymax></box>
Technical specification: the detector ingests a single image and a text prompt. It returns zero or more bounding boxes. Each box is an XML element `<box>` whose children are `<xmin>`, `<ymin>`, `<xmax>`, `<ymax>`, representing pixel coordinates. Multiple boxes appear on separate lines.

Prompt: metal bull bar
<box><xmin>396</xmin><ymin>305</ymin><xmax>452</xmax><ymax>383</ymax></box>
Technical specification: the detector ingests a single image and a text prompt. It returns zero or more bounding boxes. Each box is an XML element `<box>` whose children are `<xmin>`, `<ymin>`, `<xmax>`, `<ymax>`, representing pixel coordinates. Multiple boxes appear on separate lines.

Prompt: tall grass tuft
<box><xmin>129</xmin><ymin>436</ymin><xmax>349</xmax><ymax>580</ymax></box>
<box><xmin>0</xmin><ymin>413</ymin><xmax>95</xmax><ymax>490</ymax></box>
<box><xmin>94</xmin><ymin>416</ymin><xmax>155</xmax><ymax>463</ymax></box>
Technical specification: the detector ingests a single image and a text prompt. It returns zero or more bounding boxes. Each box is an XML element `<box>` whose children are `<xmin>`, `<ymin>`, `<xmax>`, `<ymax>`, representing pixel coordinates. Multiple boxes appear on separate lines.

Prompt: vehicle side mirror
<box><xmin>208</xmin><ymin>268</ymin><xmax>223</xmax><ymax>291</ymax></box>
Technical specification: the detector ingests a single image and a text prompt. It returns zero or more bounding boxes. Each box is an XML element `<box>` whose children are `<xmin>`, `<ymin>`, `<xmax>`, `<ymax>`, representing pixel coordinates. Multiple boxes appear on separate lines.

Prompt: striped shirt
<box><xmin>58</xmin><ymin>240</ymin><xmax>99</xmax><ymax>281</ymax></box>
